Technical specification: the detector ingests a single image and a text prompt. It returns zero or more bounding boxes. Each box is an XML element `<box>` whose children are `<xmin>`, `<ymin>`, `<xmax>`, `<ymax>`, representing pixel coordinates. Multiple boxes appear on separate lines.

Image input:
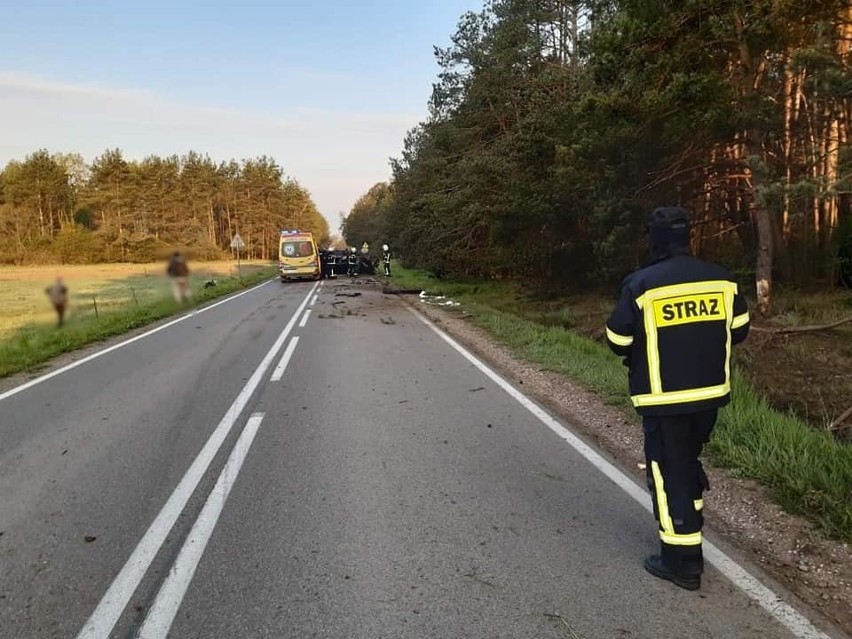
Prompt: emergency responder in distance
<box><xmin>605</xmin><ymin>206</ymin><xmax>749</xmax><ymax>591</ymax></box>
<box><xmin>347</xmin><ymin>246</ymin><xmax>358</xmax><ymax>277</ymax></box>
<box><xmin>382</xmin><ymin>244</ymin><xmax>392</xmax><ymax>276</ymax></box>
<box><xmin>45</xmin><ymin>276</ymin><xmax>69</xmax><ymax>327</ymax></box>
<box><xmin>167</xmin><ymin>251</ymin><xmax>191</xmax><ymax>303</ymax></box>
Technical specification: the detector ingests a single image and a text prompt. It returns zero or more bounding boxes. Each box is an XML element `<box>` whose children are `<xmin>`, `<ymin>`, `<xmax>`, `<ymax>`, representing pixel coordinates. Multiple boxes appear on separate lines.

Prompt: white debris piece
<box><xmin>419</xmin><ymin>292</ymin><xmax>462</xmax><ymax>309</ymax></box>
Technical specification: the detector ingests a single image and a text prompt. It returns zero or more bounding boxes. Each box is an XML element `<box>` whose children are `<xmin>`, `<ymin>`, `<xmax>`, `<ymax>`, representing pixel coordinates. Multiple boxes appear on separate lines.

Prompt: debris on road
<box><xmin>382</xmin><ymin>286</ymin><xmax>423</xmax><ymax>295</ymax></box>
<box><xmin>419</xmin><ymin>291</ymin><xmax>461</xmax><ymax>307</ymax></box>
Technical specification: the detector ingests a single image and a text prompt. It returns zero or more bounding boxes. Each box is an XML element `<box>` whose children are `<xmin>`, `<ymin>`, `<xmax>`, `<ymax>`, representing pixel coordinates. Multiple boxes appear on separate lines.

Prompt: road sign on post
<box><xmin>231</xmin><ymin>233</ymin><xmax>246</xmax><ymax>278</ymax></box>
<box><xmin>230</xmin><ymin>233</ymin><xmax>245</xmax><ymax>250</ymax></box>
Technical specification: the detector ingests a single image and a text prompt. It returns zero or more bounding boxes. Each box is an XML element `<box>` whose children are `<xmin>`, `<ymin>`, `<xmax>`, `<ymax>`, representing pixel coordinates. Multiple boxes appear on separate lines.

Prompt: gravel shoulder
<box><xmin>405</xmin><ymin>292</ymin><xmax>852</xmax><ymax>636</ymax></box>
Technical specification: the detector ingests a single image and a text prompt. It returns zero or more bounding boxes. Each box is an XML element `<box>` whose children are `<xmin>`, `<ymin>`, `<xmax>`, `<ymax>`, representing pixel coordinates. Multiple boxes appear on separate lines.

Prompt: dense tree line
<box><xmin>340</xmin><ymin>182</ymin><xmax>394</xmax><ymax>253</ymax></box>
<box><xmin>0</xmin><ymin>149</ymin><xmax>329</xmax><ymax>264</ymax></box>
<box><xmin>345</xmin><ymin>0</ymin><xmax>851</xmax><ymax>313</ymax></box>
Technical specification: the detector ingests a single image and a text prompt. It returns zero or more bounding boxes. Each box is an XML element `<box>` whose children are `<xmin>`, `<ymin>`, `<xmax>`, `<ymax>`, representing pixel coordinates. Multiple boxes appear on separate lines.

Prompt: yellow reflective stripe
<box><xmin>644</xmin><ymin>301</ymin><xmax>663</xmax><ymax>394</ymax></box>
<box><xmin>632</xmin><ymin>383</ymin><xmax>730</xmax><ymax>407</ymax></box>
<box><xmin>650</xmin><ymin>461</ymin><xmax>674</xmax><ymax>534</ymax></box>
<box><xmin>606</xmin><ymin>327</ymin><xmax>633</xmax><ymax>347</ymax></box>
<box><xmin>636</xmin><ymin>281</ymin><xmax>738</xmax><ymax>314</ymax></box>
<box><xmin>640</xmin><ymin>280</ymin><xmax>738</xmax><ymax>302</ymax></box>
<box><xmin>652</xmin><ymin>459</ymin><xmax>702</xmax><ymax>547</ymax></box>
<box><xmin>723</xmin><ymin>288</ymin><xmax>735</xmax><ymax>387</ymax></box>
<box><xmin>694</xmin><ymin>499</ymin><xmax>704</xmax><ymax>511</ymax></box>
<box><xmin>637</xmin><ymin>281</ymin><xmax>738</xmax><ymax>397</ymax></box>
<box><xmin>660</xmin><ymin>531</ymin><xmax>702</xmax><ymax>546</ymax></box>
<box><xmin>731</xmin><ymin>312</ymin><xmax>750</xmax><ymax>329</ymax></box>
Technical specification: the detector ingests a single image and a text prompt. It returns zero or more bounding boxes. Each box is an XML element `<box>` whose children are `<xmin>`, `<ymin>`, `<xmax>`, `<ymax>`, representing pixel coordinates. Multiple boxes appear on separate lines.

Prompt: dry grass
<box><xmin>0</xmin><ymin>261</ymin><xmax>265</xmax><ymax>338</ymax></box>
<box><xmin>0</xmin><ymin>261</ymin><xmax>277</xmax><ymax>379</ymax></box>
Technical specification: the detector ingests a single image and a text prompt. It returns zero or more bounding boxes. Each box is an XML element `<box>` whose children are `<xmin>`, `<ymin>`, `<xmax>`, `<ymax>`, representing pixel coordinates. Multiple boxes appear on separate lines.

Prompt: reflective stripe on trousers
<box><xmin>643</xmin><ymin>411</ymin><xmax>716</xmax><ymax>554</ymax></box>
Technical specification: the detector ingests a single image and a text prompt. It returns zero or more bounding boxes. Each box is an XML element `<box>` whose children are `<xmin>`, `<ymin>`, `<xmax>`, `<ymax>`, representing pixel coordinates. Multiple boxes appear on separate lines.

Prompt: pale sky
<box><xmin>0</xmin><ymin>0</ymin><xmax>483</xmax><ymax>231</ymax></box>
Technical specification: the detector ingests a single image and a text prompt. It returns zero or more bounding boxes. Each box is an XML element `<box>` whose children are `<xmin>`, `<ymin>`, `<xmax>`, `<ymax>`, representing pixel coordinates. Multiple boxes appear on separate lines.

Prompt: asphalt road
<box><xmin>0</xmin><ymin>278</ymin><xmax>842</xmax><ymax>638</ymax></box>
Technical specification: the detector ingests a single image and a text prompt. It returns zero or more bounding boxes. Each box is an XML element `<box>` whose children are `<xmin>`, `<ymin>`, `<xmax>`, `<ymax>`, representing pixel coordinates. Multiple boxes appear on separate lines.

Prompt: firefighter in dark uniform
<box><xmin>347</xmin><ymin>247</ymin><xmax>358</xmax><ymax>277</ymax></box>
<box><xmin>606</xmin><ymin>206</ymin><xmax>749</xmax><ymax>590</ymax></box>
<box><xmin>319</xmin><ymin>249</ymin><xmax>333</xmax><ymax>279</ymax></box>
<box><xmin>382</xmin><ymin>244</ymin><xmax>392</xmax><ymax>276</ymax></box>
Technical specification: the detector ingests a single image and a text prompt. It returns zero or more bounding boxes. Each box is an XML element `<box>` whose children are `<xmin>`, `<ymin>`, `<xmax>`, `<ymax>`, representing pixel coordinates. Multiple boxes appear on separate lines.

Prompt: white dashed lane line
<box><xmin>270</xmin><ymin>337</ymin><xmax>301</xmax><ymax>382</ymax></box>
<box><xmin>137</xmin><ymin>412</ymin><xmax>267</xmax><ymax>639</ymax></box>
<box><xmin>76</xmin><ymin>282</ymin><xmax>318</xmax><ymax>639</ymax></box>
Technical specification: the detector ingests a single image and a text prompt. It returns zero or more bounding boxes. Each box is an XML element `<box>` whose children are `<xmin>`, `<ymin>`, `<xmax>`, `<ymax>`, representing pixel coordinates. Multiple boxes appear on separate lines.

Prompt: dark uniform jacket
<box><xmin>606</xmin><ymin>255</ymin><xmax>750</xmax><ymax>416</ymax></box>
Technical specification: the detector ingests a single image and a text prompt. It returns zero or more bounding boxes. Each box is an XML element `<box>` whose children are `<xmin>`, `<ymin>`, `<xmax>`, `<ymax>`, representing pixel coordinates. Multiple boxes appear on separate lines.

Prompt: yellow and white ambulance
<box><xmin>278</xmin><ymin>230</ymin><xmax>320</xmax><ymax>281</ymax></box>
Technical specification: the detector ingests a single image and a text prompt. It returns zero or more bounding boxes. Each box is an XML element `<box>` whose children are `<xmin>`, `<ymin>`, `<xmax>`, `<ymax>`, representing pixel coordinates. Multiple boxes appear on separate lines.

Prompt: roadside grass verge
<box><xmin>0</xmin><ymin>264</ymin><xmax>277</xmax><ymax>379</ymax></box>
<box><xmin>394</xmin><ymin>265</ymin><xmax>852</xmax><ymax>542</ymax></box>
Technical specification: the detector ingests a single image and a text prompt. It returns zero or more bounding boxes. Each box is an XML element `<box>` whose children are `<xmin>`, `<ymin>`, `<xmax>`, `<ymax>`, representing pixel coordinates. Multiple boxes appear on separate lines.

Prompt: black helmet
<box><xmin>647</xmin><ymin>206</ymin><xmax>691</xmax><ymax>260</ymax></box>
<box><xmin>647</xmin><ymin>206</ymin><xmax>690</xmax><ymax>231</ymax></box>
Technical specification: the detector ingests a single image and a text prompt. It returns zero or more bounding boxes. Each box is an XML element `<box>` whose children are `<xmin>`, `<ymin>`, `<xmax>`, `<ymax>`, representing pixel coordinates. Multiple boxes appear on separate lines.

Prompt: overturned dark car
<box><xmin>319</xmin><ymin>250</ymin><xmax>377</xmax><ymax>278</ymax></box>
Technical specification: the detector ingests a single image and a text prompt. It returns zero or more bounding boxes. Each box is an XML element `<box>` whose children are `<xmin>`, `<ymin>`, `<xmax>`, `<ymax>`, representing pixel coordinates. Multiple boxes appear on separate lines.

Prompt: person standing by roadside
<box><xmin>382</xmin><ymin>244</ymin><xmax>392</xmax><ymax>276</ymax></box>
<box><xmin>167</xmin><ymin>251</ymin><xmax>191</xmax><ymax>303</ymax></box>
<box><xmin>45</xmin><ymin>277</ymin><xmax>69</xmax><ymax>327</ymax></box>
<box><xmin>347</xmin><ymin>247</ymin><xmax>358</xmax><ymax>277</ymax></box>
<box><xmin>605</xmin><ymin>206</ymin><xmax>750</xmax><ymax>590</ymax></box>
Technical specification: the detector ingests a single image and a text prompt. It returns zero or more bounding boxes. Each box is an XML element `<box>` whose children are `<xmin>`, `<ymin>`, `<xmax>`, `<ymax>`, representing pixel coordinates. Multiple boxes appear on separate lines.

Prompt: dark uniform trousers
<box><xmin>643</xmin><ymin>409</ymin><xmax>716</xmax><ymax>573</ymax></box>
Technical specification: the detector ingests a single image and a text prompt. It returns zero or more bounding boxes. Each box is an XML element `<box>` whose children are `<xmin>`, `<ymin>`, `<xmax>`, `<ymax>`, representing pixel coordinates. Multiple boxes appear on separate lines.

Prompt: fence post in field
<box><xmin>92</xmin><ymin>295</ymin><xmax>99</xmax><ymax>320</ymax></box>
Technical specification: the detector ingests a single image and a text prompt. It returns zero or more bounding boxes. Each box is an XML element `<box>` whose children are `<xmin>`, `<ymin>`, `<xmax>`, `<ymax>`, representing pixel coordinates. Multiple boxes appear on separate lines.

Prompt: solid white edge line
<box><xmin>0</xmin><ymin>278</ymin><xmax>274</xmax><ymax>404</ymax></box>
<box><xmin>408</xmin><ymin>307</ymin><xmax>832</xmax><ymax>639</ymax></box>
<box><xmin>137</xmin><ymin>412</ymin><xmax>266</xmax><ymax>639</ymax></box>
<box><xmin>299</xmin><ymin>309</ymin><xmax>312</xmax><ymax>328</ymax></box>
<box><xmin>270</xmin><ymin>336</ymin><xmax>301</xmax><ymax>382</ymax></box>
<box><xmin>75</xmin><ymin>282</ymin><xmax>318</xmax><ymax>639</ymax></box>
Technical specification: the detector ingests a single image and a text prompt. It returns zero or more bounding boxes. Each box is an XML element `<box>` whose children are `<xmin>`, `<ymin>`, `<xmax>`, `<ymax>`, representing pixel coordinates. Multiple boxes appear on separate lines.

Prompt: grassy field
<box><xmin>391</xmin><ymin>266</ymin><xmax>852</xmax><ymax>542</ymax></box>
<box><xmin>0</xmin><ymin>262</ymin><xmax>264</xmax><ymax>337</ymax></box>
<box><xmin>0</xmin><ymin>261</ymin><xmax>277</xmax><ymax>378</ymax></box>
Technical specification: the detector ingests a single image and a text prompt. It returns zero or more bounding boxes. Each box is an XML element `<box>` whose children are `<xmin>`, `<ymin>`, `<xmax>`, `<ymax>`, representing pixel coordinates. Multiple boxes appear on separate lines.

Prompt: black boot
<box><xmin>643</xmin><ymin>555</ymin><xmax>701</xmax><ymax>591</ymax></box>
<box><xmin>662</xmin><ymin>542</ymin><xmax>703</xmax><ymax>576</ymax></box>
